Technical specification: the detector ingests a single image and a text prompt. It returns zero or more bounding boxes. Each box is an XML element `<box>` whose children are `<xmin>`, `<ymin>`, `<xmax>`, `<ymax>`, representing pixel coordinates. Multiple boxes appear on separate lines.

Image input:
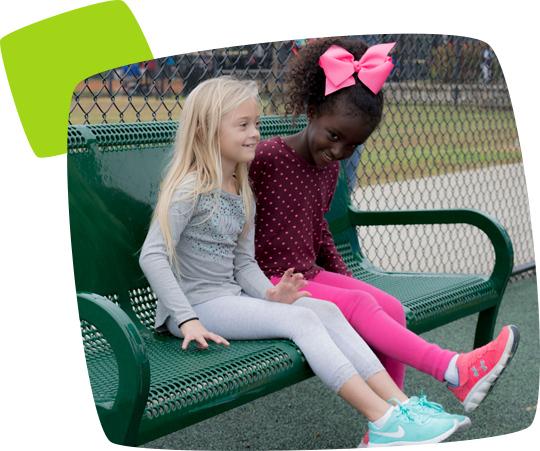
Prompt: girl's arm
<box><xmin>139</xmin><ymin>196</ymin><xmax>199</xmax><ymax>326</ymax></box>
<box><xmin>140</xmin><ymin>196</ymin><xmax>229</xmax><ymax>349</ymax></box>
<box><xmin>233</xmin><ymin>203</ymin><xmax>276</xmax><ymax>299</ymax></box>
<box><xmin>315</xmin><ymin>218</ymin><xmax>354</xmax><ymax>277</ymax></box>
<box><xmin>315</xmin><ymin>170</ymin><xmax>354</xmax><ymax>277</ymax></box>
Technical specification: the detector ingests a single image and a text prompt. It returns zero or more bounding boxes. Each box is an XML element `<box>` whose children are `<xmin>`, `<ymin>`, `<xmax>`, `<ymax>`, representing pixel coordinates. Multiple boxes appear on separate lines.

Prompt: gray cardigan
<box><xmin>139</xmin><ymin>184</ymin><xmax>274</xmax><ymax>332</ymax></box>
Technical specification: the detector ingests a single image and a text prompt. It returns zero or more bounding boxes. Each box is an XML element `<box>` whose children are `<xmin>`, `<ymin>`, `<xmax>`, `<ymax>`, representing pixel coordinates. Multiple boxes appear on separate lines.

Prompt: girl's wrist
<box><xmin>178</xmin><ymin>317</ymin><xmax>199</xmax><ymax>328</ymax></box>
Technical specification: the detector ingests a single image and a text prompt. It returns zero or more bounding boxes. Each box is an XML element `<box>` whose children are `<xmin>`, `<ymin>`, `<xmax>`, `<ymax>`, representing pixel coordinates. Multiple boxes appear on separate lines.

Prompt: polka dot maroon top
<box><xmin>249</xmin><ymin>136</ymin><xmax>353</xmax><ymax>281</ymax></box>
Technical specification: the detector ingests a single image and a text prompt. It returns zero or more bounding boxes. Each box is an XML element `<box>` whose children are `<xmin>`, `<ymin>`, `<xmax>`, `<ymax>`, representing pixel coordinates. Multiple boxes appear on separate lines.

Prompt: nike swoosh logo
<box><xmin>370</xmin><ymin>426</ymin><xmax>405</xmax><ymax>438</ymax></box>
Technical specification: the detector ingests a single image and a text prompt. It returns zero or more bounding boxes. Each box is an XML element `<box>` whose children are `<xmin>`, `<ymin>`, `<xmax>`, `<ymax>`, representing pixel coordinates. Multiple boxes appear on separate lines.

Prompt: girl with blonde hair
<box><xmin>140</xmin><ymin>76</ymin><xmax>462</xmax><ymax>447</ymax></box>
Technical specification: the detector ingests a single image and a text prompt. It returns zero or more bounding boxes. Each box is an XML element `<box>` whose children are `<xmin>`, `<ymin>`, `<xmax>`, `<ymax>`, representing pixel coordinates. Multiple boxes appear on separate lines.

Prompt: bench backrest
<box><xmin>68</xmin><ymin>116</ymin><xmax>364</xmax><ymax>334</ymax></box>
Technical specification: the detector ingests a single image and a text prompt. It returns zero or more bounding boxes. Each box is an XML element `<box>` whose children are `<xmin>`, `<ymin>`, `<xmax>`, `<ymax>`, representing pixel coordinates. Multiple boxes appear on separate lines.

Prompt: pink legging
<box><xmin>271</xmin><ymin>270</ymin><xmax>456</xmax><ymax>389</ymax></box>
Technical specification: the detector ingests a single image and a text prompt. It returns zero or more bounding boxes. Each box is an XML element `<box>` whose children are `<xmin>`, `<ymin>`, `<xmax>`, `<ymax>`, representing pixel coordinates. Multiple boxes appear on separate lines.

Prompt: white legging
<box><xmin>165</xmin><ymin>293</ymin><xmax>385</xmax><ymax>393</ymax></box>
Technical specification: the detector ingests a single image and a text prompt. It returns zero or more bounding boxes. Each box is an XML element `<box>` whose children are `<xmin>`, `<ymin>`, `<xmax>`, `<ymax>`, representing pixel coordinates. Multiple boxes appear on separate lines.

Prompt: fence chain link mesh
<box><xmin>70</xmin><ymin>34</ymin><xmax>534</xmax><ymax>281</ymax></box>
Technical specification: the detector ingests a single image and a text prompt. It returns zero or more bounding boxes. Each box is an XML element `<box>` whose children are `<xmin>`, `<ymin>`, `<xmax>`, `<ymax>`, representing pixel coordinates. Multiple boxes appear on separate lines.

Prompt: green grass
<box><xmin>358</xmin><ymin>103</ymin><xmax>520</xmax><ymax>186</ymax></box>
<box><xmin>69</xmin><ymin>95</ymin><xmax>520</xmax><ymax>186</ymax></box>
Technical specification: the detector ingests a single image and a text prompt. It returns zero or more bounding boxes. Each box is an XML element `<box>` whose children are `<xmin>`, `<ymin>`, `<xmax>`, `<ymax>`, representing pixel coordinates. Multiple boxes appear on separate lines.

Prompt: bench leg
<box><xmin>473</xmin><ymin>304</ymin><xmax>501</xmax><ymax>349</ymax></box>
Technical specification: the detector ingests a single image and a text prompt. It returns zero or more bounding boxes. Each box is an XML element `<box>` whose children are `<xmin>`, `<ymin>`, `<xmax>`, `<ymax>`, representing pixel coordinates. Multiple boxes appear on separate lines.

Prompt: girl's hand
<box><xmin>179</xmin><ymin>319</ymin><xmax>230</xmax><ymax>350</ymax></box>
<box><xmin>266</xmin><ymin>268</ymin><xmax>312</xmax><ymax>305</ymax></box>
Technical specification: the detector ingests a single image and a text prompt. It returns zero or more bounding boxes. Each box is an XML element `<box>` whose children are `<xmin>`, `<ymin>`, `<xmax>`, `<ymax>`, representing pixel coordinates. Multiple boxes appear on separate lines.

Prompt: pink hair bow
<box><xmin>319</xmin><ymin>43</ymin><xmax>396</xmax><ymax>95</ymax></box>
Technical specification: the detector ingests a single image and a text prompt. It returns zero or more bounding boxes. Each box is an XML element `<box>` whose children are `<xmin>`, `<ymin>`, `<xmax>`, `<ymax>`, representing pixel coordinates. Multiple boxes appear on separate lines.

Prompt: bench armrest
<box><xmin>347</xmin><ymin>207</ymin><xmax>514</xmax><ymax>291</ymax></box>
<box><xmin>77</xmin><ymin>292</ymin><xmax>151</xmax><ymax>446</ymax></box>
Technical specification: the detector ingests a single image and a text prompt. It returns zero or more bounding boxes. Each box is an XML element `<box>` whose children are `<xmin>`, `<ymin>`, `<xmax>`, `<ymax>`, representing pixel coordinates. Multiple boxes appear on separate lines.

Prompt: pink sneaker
<box><xmin>357</xmin><ymin>429</ymin><xmax>369</xmax><ymax>448</ymax></box>
<box><xmin>448</xmin><ymin>325</ymin><xmax>520</xmax><ymax>413</ymax></box>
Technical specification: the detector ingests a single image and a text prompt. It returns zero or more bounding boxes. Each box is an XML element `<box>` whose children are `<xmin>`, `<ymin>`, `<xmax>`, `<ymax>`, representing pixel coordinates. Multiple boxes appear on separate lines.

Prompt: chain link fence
<box><xmin>70</xmin><ymin>34</ymin><xmax>535</xmax><ymax>282</ymax></box>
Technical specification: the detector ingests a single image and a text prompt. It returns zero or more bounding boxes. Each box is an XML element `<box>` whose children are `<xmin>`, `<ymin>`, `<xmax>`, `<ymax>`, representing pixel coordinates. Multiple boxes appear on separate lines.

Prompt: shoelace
<box><xmin>389</xmin><ymin>398</ymin><xmax>421</xmax><ymax>423</ymax></box>
<box><xmin>418</xmin><ymin>391</ymin><xmax>444</xmax><ymax>413</ymax></box>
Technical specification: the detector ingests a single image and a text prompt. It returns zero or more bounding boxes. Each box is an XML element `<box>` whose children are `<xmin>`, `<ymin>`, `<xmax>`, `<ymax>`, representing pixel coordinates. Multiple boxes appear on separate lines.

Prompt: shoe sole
<box><xmin>462</xmin><ymin>325</ymin><xmax>520</xmax><ymax>414</ymax></box>
<box><xmin>457</xmin><ymin>416</ymin><xmax>472</xmax><ymax>432</ymax></box>
<box><xmin>366</xmin><ymin>419</ymin><xmax>459</xmax><ymax>447</ymax></box>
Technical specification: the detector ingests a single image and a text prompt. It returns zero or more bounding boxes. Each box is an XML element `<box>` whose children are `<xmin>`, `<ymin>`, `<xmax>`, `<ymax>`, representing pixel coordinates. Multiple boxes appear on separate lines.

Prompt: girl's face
<box><xmin>304</xmin><ymin>110</ymin><xmax>374</xmax><ymax>168</ymax></box>
<box><xmin>219</xmin><ymin>98</ymin><xmax>260</xmax><ymax>166</ymax></box>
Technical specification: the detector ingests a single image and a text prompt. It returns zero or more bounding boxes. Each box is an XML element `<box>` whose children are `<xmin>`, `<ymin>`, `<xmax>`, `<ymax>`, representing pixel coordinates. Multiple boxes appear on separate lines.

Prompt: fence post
<box><xmin>269</xmin><ymin>42</ymin><xmax>281</xmax><ymax>115</ymax></box>
<box><xmin>154</xmin><ymin>59</ymin><xmax>161</xmax><ymax>100</ymax></box>
<box><xmin>453</xmin><ymin>38</ymin><xmax>460</xmax><ymax>108</ymax></box>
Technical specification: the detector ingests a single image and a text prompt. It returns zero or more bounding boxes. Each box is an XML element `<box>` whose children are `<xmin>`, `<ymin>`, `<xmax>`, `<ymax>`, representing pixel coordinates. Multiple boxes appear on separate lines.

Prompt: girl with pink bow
<box><xmin>248</xmin><ymin>36</ymin><xmax>519</xmax><ymax>447</ymax></box>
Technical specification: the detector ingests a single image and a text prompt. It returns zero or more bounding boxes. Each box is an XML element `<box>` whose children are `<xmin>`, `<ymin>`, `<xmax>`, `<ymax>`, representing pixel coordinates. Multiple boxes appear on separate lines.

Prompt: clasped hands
<box><xmin>179</xmin><ymin>268</ymin><xmax>311</xmax><ymax>350</ymax></box>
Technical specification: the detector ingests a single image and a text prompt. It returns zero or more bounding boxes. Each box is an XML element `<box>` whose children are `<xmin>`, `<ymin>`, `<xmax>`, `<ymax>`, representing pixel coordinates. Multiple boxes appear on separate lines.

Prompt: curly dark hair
<box><xmin>284</xmin><ymin>36</ymin><xmax>385</xmax><ymax>130</ymax></box>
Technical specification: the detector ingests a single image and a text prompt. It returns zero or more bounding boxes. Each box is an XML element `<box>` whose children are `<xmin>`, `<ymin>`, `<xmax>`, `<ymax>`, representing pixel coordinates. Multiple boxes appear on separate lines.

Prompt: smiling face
<box><xmin>301</xmin><ymin>107</ymin><xmax>375</xmax><ymax>168</ymax></box>
<box><xmin>219</xmin><ymin>98</ymin><xmax>260</xmax><ymax>166</ymax></box>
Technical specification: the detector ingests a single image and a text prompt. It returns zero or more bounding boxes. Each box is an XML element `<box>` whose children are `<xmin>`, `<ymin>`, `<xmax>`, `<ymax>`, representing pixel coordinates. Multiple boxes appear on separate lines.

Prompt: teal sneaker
<box><xmin>367</xmin><ymin>398</ymin><xmax>458</xmax><ymax>447</ymax></box>
<box><xmin>408</xmin><ymin>391</ymin><xmax>471</xmax><ymax>432</ymax></box>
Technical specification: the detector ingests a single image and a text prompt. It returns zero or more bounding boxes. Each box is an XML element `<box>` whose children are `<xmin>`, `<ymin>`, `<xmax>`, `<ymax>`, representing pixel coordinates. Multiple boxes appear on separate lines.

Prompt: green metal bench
<box><xmin>69</xmin><ymin>115</ymin><xmax>513</xmax><ymax>446</ymax></box>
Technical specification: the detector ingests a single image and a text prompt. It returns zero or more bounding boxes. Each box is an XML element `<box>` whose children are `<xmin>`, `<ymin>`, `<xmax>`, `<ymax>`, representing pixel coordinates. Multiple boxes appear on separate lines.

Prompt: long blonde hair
<box><xmin>152</xmin><ymin>76</ymin><xmax>260</xmax><ymax>278</ymax></box>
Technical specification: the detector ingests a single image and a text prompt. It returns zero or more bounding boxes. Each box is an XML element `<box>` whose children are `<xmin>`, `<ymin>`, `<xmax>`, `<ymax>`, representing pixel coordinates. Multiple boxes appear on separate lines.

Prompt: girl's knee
<box><xmin>297</xmin><ymin>297</ymin><xmax>344</xmax><ymax>320</ymax></box>
<box><xmin>380</xmin><ymin>295</ymin><xmax>406</xmax><ymax>324</ymax></box>
<box><xmin>352</xmin><ymin>290</ymin><xmax>406</xmax><ymax>325</ymax></box>
<box><xmin>290</xmin><ymin>304</ymin><xmax>322</xmax><ymax>325</ymax></box>
<box><xmin>342</xmin><ymin>291</ymin><xmax>380</xmax><ymax>317</ymax></box>
<box><xmin>322</xmin><ymin>300</ymin><xmax>347</xmax><ymax>321</ymax></box>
